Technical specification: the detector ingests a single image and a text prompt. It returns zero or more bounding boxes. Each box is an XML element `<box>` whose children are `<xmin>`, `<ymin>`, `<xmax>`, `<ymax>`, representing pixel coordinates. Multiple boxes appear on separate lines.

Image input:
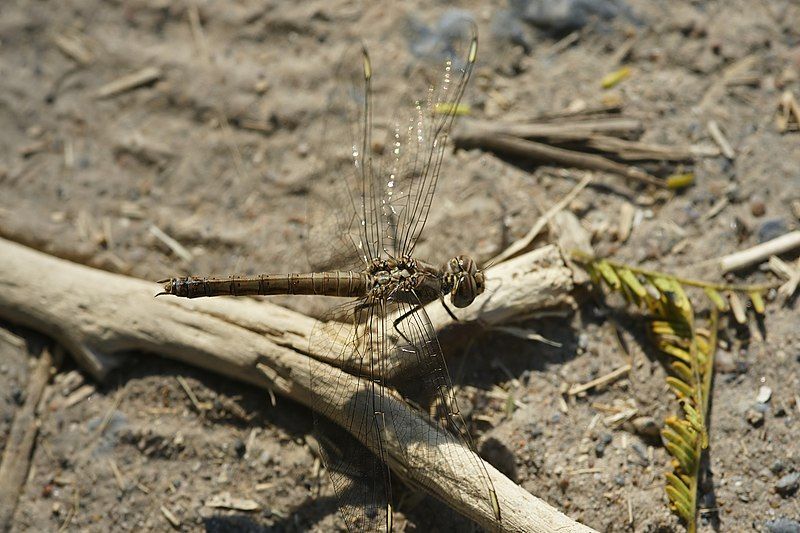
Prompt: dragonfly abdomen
<box><xmin>161</xmin><ymin>272</ymin><xmax>370</xmax><ymax>299</ymax></box>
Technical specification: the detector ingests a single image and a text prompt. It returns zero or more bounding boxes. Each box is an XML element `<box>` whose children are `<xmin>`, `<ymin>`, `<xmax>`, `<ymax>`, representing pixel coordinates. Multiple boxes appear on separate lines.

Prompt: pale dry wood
<box><xmin>567</xmin><ymin>363</ymin><xmax>632</xmax><ymax>395</ymax></box>
<box><xmin>458</xmin><ymin>117</ymin><xmax>644</xmax><ymax>140</ymax></box>
<box><xmin>256</xmin><ymin>356</ymin><xmax>594</xmax><ymax>532</ymax></box>
<box><xmin>551</xmin><ymin>210</ymin><xmax>594</xmax><ymax>286</ymax></box>
<box><xmin>148</xmin><ymin>224</ymin><xmax>193</xmax><ymax>263</ymax></box>
<box><xmin>53</xmin><ymin>33</ymin><xmax>93</xmax><ymax>65</ymax></box>
<box><xmin>776</xmin><ymin>91</ymin><xmax>800</xmax><ymax>132</ymax></box>
<box><xmin>717</xmin><ymin>230</ymin><xmax>800</xmax><ymax>272</ymax></box>
<box><xmin>0</xmin><ymin>348</ymin><xmax>53</xmax><ymax>531</ymax></box>
<box><xmin>95</xmin><ymin>66</ymin><xmax>162</xmax><ymax>98</ymax></box>
<box><xmin>768</xmin><ymin>256</ymin><xmax>800</xmax><ymax>301</ymax></box>
<box><xmin>426</xmin><ymin>244</ymin><xmax>576</xmax><ymax>335</ymax></box>
<box><xmin>706</xmin><ymin>120</ymin><xmax>735</xmax><ymax>159</ymax></box>
<box><xmin>0</xmin><ymin>238</ymin><xmax>591</xmax><ymax>533</ymax></box>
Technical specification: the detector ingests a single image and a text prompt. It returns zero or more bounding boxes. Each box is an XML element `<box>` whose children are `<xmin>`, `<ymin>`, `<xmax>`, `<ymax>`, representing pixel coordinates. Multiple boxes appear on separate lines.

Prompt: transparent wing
<box><xmin>309</xmin><ymin>299</ymin><xmax>393</xmax><ymax>532</ymax></box>
<box><xmin>379</xmin><ymin>17</ymin><xmax>478</xmax><ymax>259</ymax></box>
<box><xmin>309</xmin><ymin>295</ymin><xmax>499</xmax><ymax>529</ymax></box>
<box><xmin>308</xmin><ymin>18</ymin><xmax>477</xmax><ymax>270</ymax></box>
<box><xmin>306</xmin><ymin>43</ymin><xmax>382</xmax><ymax>271</ymax></box>
<box><xmin>383</xmin><ymin>294</ymin><xmax>499</xmax><ymax>522</ymax></box>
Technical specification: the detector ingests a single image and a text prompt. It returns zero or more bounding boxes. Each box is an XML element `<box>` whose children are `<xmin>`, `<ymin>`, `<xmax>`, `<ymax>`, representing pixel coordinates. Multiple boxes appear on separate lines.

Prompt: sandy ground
<box><xmin>1</xmin><ymin>0</ymin><xmax>799</xmax><ymax>531</ymax></box>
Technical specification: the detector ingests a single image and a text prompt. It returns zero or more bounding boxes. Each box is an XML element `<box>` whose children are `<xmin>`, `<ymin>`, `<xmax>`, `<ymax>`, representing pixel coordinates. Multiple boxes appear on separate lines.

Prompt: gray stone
<box><xmin>766</xmin><ymin>518</ymin><xmax>800</xmax><ymax>533</ymax></box>
<box><xmin>775</xmin><ymin>472</ymin><xmax>799</xmax><ymax>497</ymax></box>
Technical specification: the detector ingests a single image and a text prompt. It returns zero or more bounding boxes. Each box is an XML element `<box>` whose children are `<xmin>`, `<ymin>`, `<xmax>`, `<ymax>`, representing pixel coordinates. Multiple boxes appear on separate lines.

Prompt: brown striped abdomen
<box><xmin>161</xmin><ymin>272</ymin><xmax>369</xmax><ymax>299</ymax></box>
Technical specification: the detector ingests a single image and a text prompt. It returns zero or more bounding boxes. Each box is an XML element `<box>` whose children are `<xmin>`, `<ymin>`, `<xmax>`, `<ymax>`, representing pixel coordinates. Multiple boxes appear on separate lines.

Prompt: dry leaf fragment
<box><xmin>776</xmin><ymin>91</ymin><xmax>800</xmax><ymax>132</ymax></box>
<box><xmin>617</xmin><ymin>202</ymin><xmax>635</xmax><ymax>243</ymax></box>
<box><xmin>666</xmin><ymin>172</ymin><xmax>694</xmax><ymax>190</ymax></box>
<box><xmin>601</xmin><ymin>67</ymin><xmax>632</xmax><ymax>89</ymax></box>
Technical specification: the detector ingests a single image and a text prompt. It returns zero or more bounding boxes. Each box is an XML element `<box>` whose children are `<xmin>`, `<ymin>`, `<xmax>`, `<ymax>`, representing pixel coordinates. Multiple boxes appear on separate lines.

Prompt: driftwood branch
<box><xmin>0</xmin><ymin>238</ymin><xmax>591</xmax><ymax>532</ymax></box>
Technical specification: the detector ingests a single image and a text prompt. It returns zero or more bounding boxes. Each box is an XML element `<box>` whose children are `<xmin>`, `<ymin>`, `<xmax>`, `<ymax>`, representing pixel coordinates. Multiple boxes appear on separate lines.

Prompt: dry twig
<box><xmin>0</xmin><ymin>348</ymin><xmax>53</xmax><ymax>531</ymax></box>
<box><xmin>706</xmin><ymin>120</ymin><xmax>735</xmax><ymax>159</ymax></box>
<box><xmin>96</xmin><ymin>66</ymin><xmax>162</xmax><ymax>98</ymax></box>
<box><xmin>490</xmin><ymin>173</ymin><xmax>592</xmax><ymax>264</ymax></box>
<box><xmin>454</xmin><ymin>131</ymin><xmax>666</xmax><ymax>188</ymax></box>
<box><xmin>568</xmin><ymin>364</ymin><xmax>632</xmax><ymax>396</ymax></box>
<box><xmin>717</xmin><ymin>230</ymin><xmax>800</xmax><ymax>272</ymax></box>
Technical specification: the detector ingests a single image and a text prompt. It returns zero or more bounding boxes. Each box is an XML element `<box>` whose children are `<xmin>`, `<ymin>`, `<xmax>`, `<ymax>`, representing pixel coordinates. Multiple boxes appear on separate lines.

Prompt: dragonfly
<box><xmin>160</xmin><ymin>19</ymin><xmax>500</xmax><ymax>532</ymax></box>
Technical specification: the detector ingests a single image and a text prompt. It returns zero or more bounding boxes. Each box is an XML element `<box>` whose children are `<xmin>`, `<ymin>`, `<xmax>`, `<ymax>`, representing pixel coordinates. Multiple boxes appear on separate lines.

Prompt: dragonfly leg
<box><xmin>439</xmin><ymin>297</ymin><xmax>459</xmax><ymax>322</ymax></box>
<box><xmin>391</xmin><ymin>304</ymin><xmax>419</xmax><ymax>347</ymax></box>
<box><xmin>392</xmin><ymin>296</ymin><xmax>459</xmax><ymax>348</ymax></box>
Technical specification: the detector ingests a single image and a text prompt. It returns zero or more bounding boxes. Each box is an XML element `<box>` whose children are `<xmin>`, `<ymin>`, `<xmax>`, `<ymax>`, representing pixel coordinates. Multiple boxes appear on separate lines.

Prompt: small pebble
<box><xmin>757</xmin><ymin>385</ymin><xmax>773</xmax><ymax>404</ymax></box>
<box><xmin>614</xmin><ymin>474</ymin><xmax>625</xmax><ymax>487</ymax></box>
<box><xmin>751</xmin><ymin>199</ymin><xmax>766</xmax><ymax>217</ymax></box>
<box><xmin>766</xmin><ymin>518</ymin><xmax>800</xmax><ymax>533</ymax></box>
<box><xmin>745</xmin><ymin>408</ymin><xmax>765</xmax><ymax>427</ymax></box>
<box><xmin>771</xmin><ymin>460</ymin><xmax>786</xmax><ymax>474</ymax></box>
<box><xmin>595</xmin><ymin>442</ymin><xmax>607</xmax><ymax>457</ymax></box>
<box><xmin>775</xmin><ymin>472</ymin><xmax>800</xmax><ymax>497</ymax></box>
<box><xmin>630</xmin><ymin>442</ymin><xmax>649</xmax><ymax>466</ymax></box>
<box><xmin>595</xmin><ymin>433</ymin><xmax>612</xmax><ymax>458</ymax></box>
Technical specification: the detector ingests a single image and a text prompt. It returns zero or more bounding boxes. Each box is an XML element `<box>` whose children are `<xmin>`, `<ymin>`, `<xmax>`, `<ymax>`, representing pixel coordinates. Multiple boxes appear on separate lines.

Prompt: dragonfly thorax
<box><xmin>366</xmin><ymin>257</ymin><xmax>443</xmax><ymax>304</ymax></box>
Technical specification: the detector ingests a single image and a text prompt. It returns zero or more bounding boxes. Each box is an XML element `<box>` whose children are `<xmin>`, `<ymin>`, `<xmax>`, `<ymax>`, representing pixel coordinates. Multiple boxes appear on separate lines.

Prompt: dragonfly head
<box><xmin>445</xmin><ymin>255</ymin><xmax>485</xmax><ymax>308</ymax></box>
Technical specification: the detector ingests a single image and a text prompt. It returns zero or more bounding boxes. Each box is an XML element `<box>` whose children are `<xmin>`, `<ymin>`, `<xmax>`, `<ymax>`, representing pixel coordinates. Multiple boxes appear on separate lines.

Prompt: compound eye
<box><xmin>451</xmin><ymin>275</ymin><xmax>477</xmax><ymax>308</ymax></box>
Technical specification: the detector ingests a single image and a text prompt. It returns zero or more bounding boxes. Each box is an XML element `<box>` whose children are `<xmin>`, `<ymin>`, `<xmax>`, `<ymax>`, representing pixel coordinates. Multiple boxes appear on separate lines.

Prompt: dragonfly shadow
<box><xmin>458</xmin><ymin>314</ymin><xmax>582</xmax><ymax>387</ymax></box>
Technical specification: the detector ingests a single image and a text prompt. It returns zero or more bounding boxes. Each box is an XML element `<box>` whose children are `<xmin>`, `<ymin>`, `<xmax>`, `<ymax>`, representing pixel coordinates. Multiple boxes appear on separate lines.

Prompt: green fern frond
<box><xmin>703</xmin><ymin>287</ymin><xmax>728</xmax><ymax>311</ymax></box>
<box><xmin>571</xmin><ymin>252</ymin><xmax>774</xmax><ymax>533</ymax></box>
